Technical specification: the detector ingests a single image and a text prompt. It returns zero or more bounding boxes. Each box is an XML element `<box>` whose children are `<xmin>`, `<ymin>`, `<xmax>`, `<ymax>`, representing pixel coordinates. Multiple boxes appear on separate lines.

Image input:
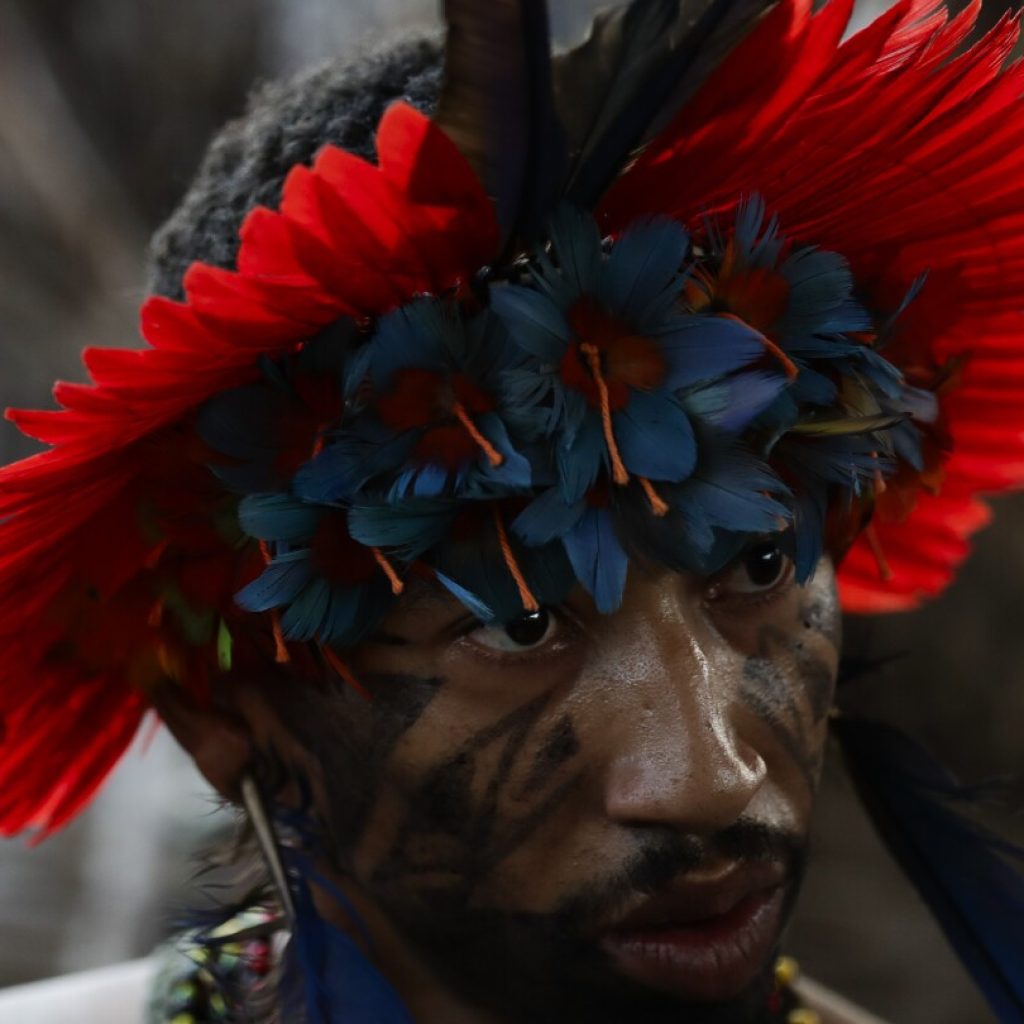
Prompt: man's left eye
<box><xmin>467</xmin><ymin>608</ymin><xmax>557</xmax><ymax>653</ymax></box>
<box><xmin>710</xmin><ymin>540</ymin><xmax>793</xmax><ymax>598</ymax></box>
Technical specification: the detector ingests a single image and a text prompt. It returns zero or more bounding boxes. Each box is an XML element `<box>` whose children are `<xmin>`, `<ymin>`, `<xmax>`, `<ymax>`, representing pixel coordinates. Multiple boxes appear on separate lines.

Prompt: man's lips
<box><xmin>597</xmin><ymin>863</ymin><xmax>788</xmax><ymax>1003</ymax></box>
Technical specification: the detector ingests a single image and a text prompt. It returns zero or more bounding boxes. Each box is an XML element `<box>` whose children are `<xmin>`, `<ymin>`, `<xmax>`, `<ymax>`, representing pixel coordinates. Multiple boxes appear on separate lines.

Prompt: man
<box><xmin>0</xmin><ymin>2</ymin><xmax>1022</xmax><ymax>1022</ymax></box>
<box><xmin>153</xmin><ymin>549</ymin><xmax>843</xmax><ymax>1022</ymax></box>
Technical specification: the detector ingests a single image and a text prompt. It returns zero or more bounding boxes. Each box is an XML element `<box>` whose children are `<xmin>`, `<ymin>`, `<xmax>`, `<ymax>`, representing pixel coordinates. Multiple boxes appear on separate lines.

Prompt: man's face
<box><xmin>256</xmin><ymin>542</ymin><xmax>840</xmax><ymax>1023</ymax></box>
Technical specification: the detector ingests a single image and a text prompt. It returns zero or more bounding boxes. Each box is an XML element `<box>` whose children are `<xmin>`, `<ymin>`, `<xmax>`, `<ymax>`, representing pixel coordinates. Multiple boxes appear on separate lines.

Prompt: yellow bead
<box><xmin>787</xmin><ymin>1010</ymin><xmax>821</xmax><ymax>1024</ymax></box>
<box><xmin>775</xmin><ymin>955</ymin><xmax>800</xmax><ymax>987</ymax></box>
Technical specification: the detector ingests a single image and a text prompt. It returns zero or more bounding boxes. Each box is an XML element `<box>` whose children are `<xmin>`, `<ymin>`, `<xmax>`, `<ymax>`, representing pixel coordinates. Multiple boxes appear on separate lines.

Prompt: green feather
<box><xmin>788</xmin><ymin>414</ymin><xmax>903</xmax><ymax>437</ymax></box>
<box><xmin>217</xmin><ymin>619</ymin><xmax>233</xmax><ymax>672</ymax></box>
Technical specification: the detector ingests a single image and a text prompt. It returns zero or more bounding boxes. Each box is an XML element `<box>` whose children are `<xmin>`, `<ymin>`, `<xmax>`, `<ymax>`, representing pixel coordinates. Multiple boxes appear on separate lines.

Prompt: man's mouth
<box><xmin>597</xmin><ymin>862</ymin><xmax>787</xmax><ymax>1003</ymax></box>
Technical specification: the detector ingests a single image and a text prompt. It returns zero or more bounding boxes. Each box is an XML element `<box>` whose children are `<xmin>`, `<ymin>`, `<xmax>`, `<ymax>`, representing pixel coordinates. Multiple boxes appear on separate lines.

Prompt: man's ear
<box><xmin>151</xmin><ymin>684</ymin><xmax>252</xmax><ymax>801</ymax></box>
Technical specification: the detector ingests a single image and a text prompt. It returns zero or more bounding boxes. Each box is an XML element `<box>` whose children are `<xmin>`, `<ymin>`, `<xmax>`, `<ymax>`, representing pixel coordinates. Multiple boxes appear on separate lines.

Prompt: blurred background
<box><xmin>0</xmin><ymin>1</ymin><xmax>1021</xmax><ymax>1020</ymax></box>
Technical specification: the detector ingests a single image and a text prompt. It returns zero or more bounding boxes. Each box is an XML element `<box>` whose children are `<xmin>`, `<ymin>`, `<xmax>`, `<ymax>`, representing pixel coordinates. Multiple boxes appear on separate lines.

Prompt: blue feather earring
<box><xmin>240</xmin><ymin>773</ymin><xmax>415</xmax><ymax>1024</ymax></box>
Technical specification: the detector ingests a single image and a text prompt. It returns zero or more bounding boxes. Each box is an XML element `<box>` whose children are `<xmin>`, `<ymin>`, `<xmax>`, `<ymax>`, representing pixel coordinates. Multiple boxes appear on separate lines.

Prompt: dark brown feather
<box><xmin>553</xmin><ymin>0</ymin><xmax>776</xmax><ymax>208</ymax></box>
<box><xmin>436</xmin><ymin>0</ymin><xmax>565</xmax><ymax>248</ymax></box>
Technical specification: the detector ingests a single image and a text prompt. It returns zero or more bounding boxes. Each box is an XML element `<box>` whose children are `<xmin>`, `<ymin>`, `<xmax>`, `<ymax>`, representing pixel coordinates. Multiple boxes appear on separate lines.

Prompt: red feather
<box><xmin>600</xmin><ymin>0</ymin><xmax>1024</xmax><ymax>613</ymax></box>
<box><xmin>0</xmin><ymin>103</ymin><xmax>499</xmax><ymax>836</ymax></box>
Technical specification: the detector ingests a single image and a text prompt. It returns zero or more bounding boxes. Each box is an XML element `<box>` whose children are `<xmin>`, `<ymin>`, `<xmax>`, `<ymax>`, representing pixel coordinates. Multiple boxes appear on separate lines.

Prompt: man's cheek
<box><xmin>352</xmin><ymin>697</ymin><xmax>588</xmax><ymax>912</ymax></box>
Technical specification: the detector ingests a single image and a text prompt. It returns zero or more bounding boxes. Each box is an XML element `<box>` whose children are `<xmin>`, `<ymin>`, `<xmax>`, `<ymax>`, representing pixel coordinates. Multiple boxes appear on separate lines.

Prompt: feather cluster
<box><xmin>203</xmin><ymin>197</ymin><xmax>927</xmax><ymax>641</ymax></box>
<box><xmin>1</xmin><ymin>0</ymin><xmax>1024</xmax><ymax>844</ymax></box>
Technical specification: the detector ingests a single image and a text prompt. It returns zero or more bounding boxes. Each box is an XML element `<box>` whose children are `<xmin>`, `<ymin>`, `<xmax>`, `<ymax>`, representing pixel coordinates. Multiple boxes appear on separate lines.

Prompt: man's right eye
<box><xmin>706</xmin><ymin>539</ymin><xmax>794</xmax><ymax>602</ymax></box>
<box><xmin>466</xmin><ymin>608</ymin><xmax>557</xmax><ymax>653</ymax></box>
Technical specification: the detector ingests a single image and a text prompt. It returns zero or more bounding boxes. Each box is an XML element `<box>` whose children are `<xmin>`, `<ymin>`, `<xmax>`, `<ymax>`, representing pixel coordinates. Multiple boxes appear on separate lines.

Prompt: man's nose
<box><xmin>600</xmin><ymin>594</ymin><xmax>766</xmax><ymax>836</ymax></box>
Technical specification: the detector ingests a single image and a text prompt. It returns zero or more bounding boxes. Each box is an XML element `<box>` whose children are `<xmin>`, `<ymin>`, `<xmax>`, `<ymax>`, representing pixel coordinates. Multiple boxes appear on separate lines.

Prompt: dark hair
<box><xmin>148</xmin><ymin>34</ymin><xmax>444</xmax><ymax>301</ymax></box>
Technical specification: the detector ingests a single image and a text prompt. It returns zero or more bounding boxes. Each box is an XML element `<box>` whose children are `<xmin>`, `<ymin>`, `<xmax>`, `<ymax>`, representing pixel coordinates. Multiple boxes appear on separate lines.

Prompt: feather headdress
<box><xmin>2</xmin><ymin>3</ymin><xmax>1024</xmax><ymax>1016</ymax></box>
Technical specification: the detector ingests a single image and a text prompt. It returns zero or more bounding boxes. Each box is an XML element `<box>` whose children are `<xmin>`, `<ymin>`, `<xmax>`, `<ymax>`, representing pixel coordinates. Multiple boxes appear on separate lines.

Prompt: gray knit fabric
<box><xmin>148</xmin><ymin>35</ymin><xmax>444</xmax><ymax>300</ymax></box>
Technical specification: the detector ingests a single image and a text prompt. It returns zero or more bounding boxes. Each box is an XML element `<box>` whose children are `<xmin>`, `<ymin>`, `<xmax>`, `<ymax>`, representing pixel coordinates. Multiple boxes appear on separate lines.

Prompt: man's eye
<box><xmin>467</xmin><ymin>608</ymin><xmax>556</xmax><ymax>653</ymax></box>
<box><xmin>711</xmin><ymin>540</ymin><xmax>792</xmax><ymax>598</ymax></box>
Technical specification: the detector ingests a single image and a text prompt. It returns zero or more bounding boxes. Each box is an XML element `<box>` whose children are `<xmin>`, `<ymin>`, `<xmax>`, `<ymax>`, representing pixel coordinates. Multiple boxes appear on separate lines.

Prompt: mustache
<box><xmin>557</xmin><ymin>818</ymin><xmax>804</xmax><ymax>933</ymax></box>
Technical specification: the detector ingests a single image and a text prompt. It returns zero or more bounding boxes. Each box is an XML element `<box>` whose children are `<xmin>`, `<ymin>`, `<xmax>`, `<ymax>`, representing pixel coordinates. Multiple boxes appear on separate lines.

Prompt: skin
<box><xmin>159</xmin><ymin>544</ymin><xmax>842</xmax><ymax>1023</ymax></box>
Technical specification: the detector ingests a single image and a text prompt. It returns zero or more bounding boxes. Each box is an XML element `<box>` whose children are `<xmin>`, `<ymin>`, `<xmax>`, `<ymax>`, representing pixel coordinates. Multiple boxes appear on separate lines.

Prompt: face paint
<box><xmin>247</xmin><ymin>552</ymin><xmax>841</xmax><ymax>1022</ymax></box>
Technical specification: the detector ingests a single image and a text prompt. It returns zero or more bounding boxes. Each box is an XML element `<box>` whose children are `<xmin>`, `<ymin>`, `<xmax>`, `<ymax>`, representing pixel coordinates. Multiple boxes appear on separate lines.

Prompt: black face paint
<box><xmin>739</xmin><ymin>667</ymin><xmax>819</xmax><ymax>793</ymax></box>
<box><xmin>370</xmin><ymin>692</ymin><xmax>584</xmax><ymax>894</ymax></box>
<box><xmin>260</xmin><ymin>671</ymin><xmax>445</xmax><ymax>864</ymax></box>
<box><xmin>799</xmin><ymin>594</ymin><xmax>842</xmax><ymax>650</ymax></box>
<box><xmin>515</xmin><ymin>712</ymin><xmax>581</xmax><ymax>799</ymax></box>
<box><xmin>739</xmin><ymin>597</ymin><xmax>839</xmax><ymax>794</ymax></box>
<box><xmin>255</xmin><ymin>630</ymin><xmax>824</xmax><ymax>1024</ymax></box>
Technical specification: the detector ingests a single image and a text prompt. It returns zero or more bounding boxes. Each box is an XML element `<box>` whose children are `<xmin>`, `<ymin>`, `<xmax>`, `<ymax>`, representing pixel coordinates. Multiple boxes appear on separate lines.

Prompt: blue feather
<box><xmin>279</xmin><ymin>846</ymin><xmax>415</xmax><ymax>1024</ymax></box>
<box><xmin>434</xmin><ymin>514</ymin><xmax>571</xmax><ymax>623</ymax></box>
<box><xmin>198</xmin><ymin>386</ymin><xmax>288</xmax><ymax>462</ymax></box>
<box><xmin>776</xmin><ymin>247</ymin><xmax>856</xmax><ymax>336</ymax></box>
<box><xmin>732</xmin><ymin>195</ymin><xmax>783</xmax><ymax>267</ymax></box>
<box><xmin>683</xmin><ymin>370</ymin><xmax>788</xmax><ymax>432</ymax></box>
<box><xmin>521</xmin><ymin>539</ymin><xmax>576</xmax><ymax>608</ymax></box>
<box><xmin>891</xmin><ymin>420</ymin><xmax>926</xmax><ymax>472</ymax></box>
<box><xmin>369</xmin><ymin>300</ymin><xmax>450</xmax><ymax>390</ymax></box>
<box><xmin>472</xmin><ymin>413</ymin><xmax>534</xmax><ymax>491</ymax></box>
<box><xmin>601</xmin><ymin>218</ymin><xmax>688</xmax><ymax>327</ymax></box>
<box><xmin>433</xmin><ymin>534</ymin><xmax>517</xmax><ymax>622</ymax></box>
<box><xmin>733</xmin><ymin>194</ymin><xmax>767</xmax><ymax>259</ymax></box>
<box><xmin>670</xmin><ymin>499</ymin><xmax>716</xmax><ymax>557</ymax></box>
<box><xmin>499</xmin><ymin>365</ymin><xmax>556</xmax><ymax>417</ymax></box>
<box><xmin>211</xmin><ymin>461</ymin><xmax>288</xmax><ymax>495</ymax></box>
<box><xmin>434</xmin><ymin>570</ymin><xmax>495</xmax><ymax>621</ymax></box>
<box><xmin>295</xmin><ymin>434</ymin><xmax>415</xmax><ymax>503</ymax></box>
<box><xmin>489</xmin><ymin>285</ymin><xmax>570</xmax><ymax>362</ymax></box>
<box><xmin>555</xmin><ymin>387</ymin><xmax>588</xmax><ymax>446</ymax></box>
<box><xmin>834</xmin><ymin>717</ymin><xmax>1024</xmax><ymax>1024</ymax></box>
<box><xmin>513</xmin><ymin>487</ymin><xmax>587</xmax><ymax>546</ymax></box>
<box><xmin>563</xmin><ymin>507</ymin><xmax>629</xmax><ymax>613</ymax></box>
<box><xmin>788</xmin><ymin>366</ymin><xmax>838</xmax><ymax>408</ymax></box>
<box><xmin>855</xmin><ymin>346</ymin><xmax>906</xmax><ymax>399</ymax></box>
<box><xmin>614</xmin><ymin>389</ymin><xmax>696</xmax><ymax>482</ymax></box>
<box><xmin>318</xmin><ymin>586</ymin><xmax>364</xmax><ymax>646</ymax></box>
<box><xmin>463</xmin><ymin>308</ymin><xmax>521</xmax><ymax>379</ymax></box>
<box><xmin>816</xmin><ymin>299</ymin><xmax>874</xmax><ymax>335</ymax></box>
<box><xmin>406</xmin><ymin>461</ymin><xmax>451</xmax><ymax>499</ymax></box>
<box><xmin>298</xmin><ymin>319</ymin><xmax>355</xmax><ymax>377</ymax></box>
<box><xmin>657</xmin><ymin>314</ymin><xmax>766</xmax><ymax>390</ymax></box>
<box><xmin>679</xmin><ymin>447</ymin><xmax>791</xmax><ymax>535</ymax></box>
<box><xmin>789</xmin><ymin>487</ymin><xmax>827</xmax><ymax>583</ymax></box>
<box><xmin>557</xmin><ymin>414</ymin><xmax>605</xmax><ymax>503</ymax></box>
<box><xmin>782</xmin><ymin>335</ymin><xmax>863</xmax><ymax>361</ymax></box>
<box><xmin>235</xmin><ymin>553</ymin><xmax>313</xmax><ymax>614</ymax></box>
<box><xmin>347</xmin><ymin>499</ymin><xmax>455</xmax><ymax>561</ymax></box>
<box><xmin>896</xmin><ymin>383</ymin><xmax>940</xmax><ymax>425</ymax></box>
<box><xmin>280</xmin><ymin>576</ymin><xmax>332</xmax><ymax>642</ymax></box>
<box><xmin>238</xmin><ymin>493</ymin><xmax>322</xmax><ymax>543</ymax></box>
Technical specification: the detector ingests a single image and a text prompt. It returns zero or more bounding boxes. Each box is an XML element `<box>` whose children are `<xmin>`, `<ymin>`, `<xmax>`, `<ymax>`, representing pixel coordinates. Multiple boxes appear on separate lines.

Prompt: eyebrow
<box><xmin>368</xmin><ymin>630</ymin><xmax>411</xmax><ymax>646</ymax></box>
<box><xmin>367</xmin><ymin>577</ymin><xmax>468</xmax><ymax>645</ymax></box>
